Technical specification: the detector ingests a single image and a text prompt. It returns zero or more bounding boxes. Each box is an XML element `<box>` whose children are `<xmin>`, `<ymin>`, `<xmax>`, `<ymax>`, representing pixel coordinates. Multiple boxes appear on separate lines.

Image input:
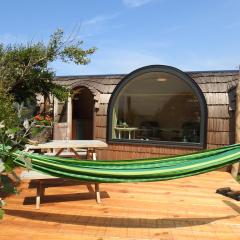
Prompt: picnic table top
<box><xmin>25</xmin><ymin>140</ymin><xmax>108</xmax><ymax>150</ymax></box>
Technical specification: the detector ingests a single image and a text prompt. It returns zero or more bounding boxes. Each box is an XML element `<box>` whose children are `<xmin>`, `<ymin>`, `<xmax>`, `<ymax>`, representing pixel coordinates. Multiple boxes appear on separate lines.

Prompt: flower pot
<box><xmin>30</xmin><ymin>125</ymin><xmax>53</xmax><ymax>144</ymax></box>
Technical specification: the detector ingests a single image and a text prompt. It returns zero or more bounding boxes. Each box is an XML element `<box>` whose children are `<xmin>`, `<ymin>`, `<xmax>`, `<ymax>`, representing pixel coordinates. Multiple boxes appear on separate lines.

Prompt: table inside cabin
<box><xmin>114</xmin><ymin>127</ymin><xmax>138</xmax><ymax>139</ymax></box>
<box><xmin>24</xmin><ymin>140</ymin><xmax>108</xmax><ymax>207</ymax></box>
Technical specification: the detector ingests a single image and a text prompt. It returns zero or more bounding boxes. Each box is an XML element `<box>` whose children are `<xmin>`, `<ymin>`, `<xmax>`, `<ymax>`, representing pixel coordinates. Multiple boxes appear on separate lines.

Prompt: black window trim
<box><xmin>107</xmin><ymin>65</ymin><xmax>208</xmax><ymax>149</ymax></box>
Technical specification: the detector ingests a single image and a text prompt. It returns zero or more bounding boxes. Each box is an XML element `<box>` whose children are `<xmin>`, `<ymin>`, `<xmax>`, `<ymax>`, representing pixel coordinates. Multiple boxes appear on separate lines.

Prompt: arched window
<box><xmin>108</xmin><ymin>65</ymin><xmax>207</xmax><ymax>148</ymax></box>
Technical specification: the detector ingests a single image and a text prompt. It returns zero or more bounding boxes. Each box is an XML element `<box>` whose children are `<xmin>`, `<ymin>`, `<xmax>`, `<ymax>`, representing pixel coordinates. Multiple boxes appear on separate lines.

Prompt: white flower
<box><xmin>8</xmin><ymin>133</ymin><xmax>14</xmax><ymax>139</ymax></box>
<box><xmin>23</xmin><ymin>119</ymin><xmax>30</xmax><ymax>129</ymax></box>
<box><xmin>0</xmin><ymin>121</ymin><xmax>5</xmax><ymax>129</ymax></box>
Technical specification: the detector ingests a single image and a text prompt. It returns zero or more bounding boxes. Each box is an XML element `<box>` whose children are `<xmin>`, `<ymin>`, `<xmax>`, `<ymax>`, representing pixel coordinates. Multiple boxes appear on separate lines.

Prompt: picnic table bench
<box><xmin>22</xmin><ymin>140</ymin><xmax>108</xmax><ymax>209</ymax></box>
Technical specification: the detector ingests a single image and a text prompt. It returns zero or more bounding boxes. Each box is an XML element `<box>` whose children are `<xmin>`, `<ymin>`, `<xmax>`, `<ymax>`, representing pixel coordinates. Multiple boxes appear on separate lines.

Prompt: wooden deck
<box><xmin>1</xmin><ymin>171</ymin><xmax>240</xmax><ymax>240</ymax></box>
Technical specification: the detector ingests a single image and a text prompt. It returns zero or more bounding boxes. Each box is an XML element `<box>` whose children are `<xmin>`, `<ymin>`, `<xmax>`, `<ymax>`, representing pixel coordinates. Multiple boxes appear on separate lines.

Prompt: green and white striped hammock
<box><xmin>2</xmin><ymin>144</ymin><xmax>240</xmax><ymax>183</ymax></box>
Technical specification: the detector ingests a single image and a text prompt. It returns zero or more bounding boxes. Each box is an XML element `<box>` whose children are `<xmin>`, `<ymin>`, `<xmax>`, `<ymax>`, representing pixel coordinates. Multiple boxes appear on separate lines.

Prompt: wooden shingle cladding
<box><xmin>53</xmin><ymin>75</ymin><xmax>123</xmax><ymax>142</ymax></box>
<box><xmin>54</xmin><ymin>70</ymin><xmax>239</xmax><ymax>160</ymax></box>
<box><xmin>189</xmin><ymin>71</ymin><xmax>238</xmax><ymax>149</ymax></box>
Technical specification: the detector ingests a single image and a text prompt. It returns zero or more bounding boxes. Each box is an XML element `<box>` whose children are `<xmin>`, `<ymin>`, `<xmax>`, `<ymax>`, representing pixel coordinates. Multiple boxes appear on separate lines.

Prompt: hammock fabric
<box><xmin>3</xmin><ymin>144</ymin><xmax>240</xmax><ymax>183</ymax></box>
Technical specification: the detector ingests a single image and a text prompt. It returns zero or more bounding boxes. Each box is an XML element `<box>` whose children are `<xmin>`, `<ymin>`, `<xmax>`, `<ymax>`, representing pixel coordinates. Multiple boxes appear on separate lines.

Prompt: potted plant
<box><xmin>30</xmin><ymin>113</ymin><xmax>53</xmax><ymax>144</ymax></box>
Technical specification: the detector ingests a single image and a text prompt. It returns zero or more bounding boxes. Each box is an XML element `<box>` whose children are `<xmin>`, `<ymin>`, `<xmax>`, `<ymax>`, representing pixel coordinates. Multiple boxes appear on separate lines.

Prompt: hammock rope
<box><xmin>1</xmin><ymin>144</ymin><xmax>240</xmax><ymax>183</ymax></box>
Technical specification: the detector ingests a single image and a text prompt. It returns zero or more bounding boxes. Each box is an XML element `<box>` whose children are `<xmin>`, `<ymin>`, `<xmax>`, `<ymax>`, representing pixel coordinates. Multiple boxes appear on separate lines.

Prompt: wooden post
<box><xmin>67</xmin><ymin>95</ymin><xmax>72</xmax><ymax>140</ymax></box>
<box><xmin>36</xmin><ymin>180</ymin><xmax>45</xmax><ymax>210</ymax></box>
<box><xmin>53</xmin><ymin>97</ymin><xmax>58</xmax><ymax>123</ymax></box>
<box><xmin>232</xmin><ymin>70</ymin><xmax>240</xmax><ymax>178</ymax></box>
<box><xmin>53</xmin><ymin>97</ymin><xmax>58</xmax><ymax>141</ymax></box>
<box><xmin>92</xmin><ymin>149</ymin><xmax>101</xmax><ymax>203</ymax></box>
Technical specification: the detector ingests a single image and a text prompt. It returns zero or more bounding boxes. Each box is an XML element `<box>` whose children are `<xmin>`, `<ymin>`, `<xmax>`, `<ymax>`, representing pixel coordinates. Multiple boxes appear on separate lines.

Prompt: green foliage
<box><xmin>0</xmin><ymin>125</ymin><xmax>28</xmax><ymax>173</ymax></box>
<box><xmin>0</xmin><ymin>208</ymin><xmax>4</xmax><ymax>219</ymax></box>
<box><xmin>0</xmin><ymin>29</ymin><xmax>96</xmax><ymax>102</ymax></box>
<box><xmin>0</xmin><ymin>101</ymin><xmax>31</xmax><ymax>175</ymax></box>
<box><xmin>30</xmin><ymin>126</ymin><xmax>44</xmax><ymax>136</ymax></box>
<box><xmin>0</xmin><ymin>175</ymin><xmax>17</xmax><ymax>194</ymax></box>
<box><xmin>0</xmin><ymin>195</ymin><xmax>5</xmax><ymax>219</ymax></box>
<box><xmin>0</xmin><ymin>108</ymin><xmax>29</xmax><ymax>219</ymax></box>
<box><xmin>0</xmin><ymin>89</ymin><xmax>19</xmax><ymax>129</ymax></box>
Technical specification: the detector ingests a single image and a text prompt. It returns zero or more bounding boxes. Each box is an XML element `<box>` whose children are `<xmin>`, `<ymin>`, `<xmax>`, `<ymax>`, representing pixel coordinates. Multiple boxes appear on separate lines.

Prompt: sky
<box><xmin>1</xmin><ymin>0</ymin><xmax>240</xmax><ymax>75</ymax></box>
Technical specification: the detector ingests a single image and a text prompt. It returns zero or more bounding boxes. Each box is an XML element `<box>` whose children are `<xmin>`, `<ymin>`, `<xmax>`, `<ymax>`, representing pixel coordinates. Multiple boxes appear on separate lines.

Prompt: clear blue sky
<box><xmin>1</xmin><ymin>0</ymin><xmax>240</xmax><ymax>75</ymax></box>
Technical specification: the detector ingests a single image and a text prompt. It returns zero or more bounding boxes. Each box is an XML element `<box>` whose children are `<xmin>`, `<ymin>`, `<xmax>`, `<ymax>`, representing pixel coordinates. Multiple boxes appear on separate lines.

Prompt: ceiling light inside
<box><xmin>156</xmin><ymin>78</ymin><xmax>167</xmax><ymax>82</ymax></box>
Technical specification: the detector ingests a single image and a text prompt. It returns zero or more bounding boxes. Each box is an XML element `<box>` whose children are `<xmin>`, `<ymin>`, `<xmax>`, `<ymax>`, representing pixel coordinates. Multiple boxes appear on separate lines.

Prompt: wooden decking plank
<box><xmin>1</xmin><ymin>171</ymin><xmax>240</xmax><ymax>240</ymax></box>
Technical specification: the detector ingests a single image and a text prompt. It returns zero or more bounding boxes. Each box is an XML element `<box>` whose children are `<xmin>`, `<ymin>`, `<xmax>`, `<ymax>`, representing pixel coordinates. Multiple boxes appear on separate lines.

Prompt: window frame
<box><xmin>107</xmin><ymin>65</ymin><xmax>208</xmax><ymax>148</ymax></box>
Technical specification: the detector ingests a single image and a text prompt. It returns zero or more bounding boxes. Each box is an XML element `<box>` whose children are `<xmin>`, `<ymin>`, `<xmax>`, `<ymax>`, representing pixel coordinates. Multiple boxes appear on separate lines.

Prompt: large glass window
<box><xmin>108</xmin><ymin>67</ymin><xmax>207</xmax><ymax>147</ymax></box>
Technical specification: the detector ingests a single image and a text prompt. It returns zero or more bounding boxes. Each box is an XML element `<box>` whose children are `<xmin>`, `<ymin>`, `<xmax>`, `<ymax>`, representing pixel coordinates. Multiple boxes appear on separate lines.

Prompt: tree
<box><xmin>0</xmin><ymin>30</ymin><xmax>96</xmax><ymax>218</ymax></box>
<box><xmin>0</xmin><ymin>88</ymin><xmax>19</xmax><ymax>129</ymax></box>
<box><xmin>0</xmin><ymin>29</ymin><xmax>96</xmax><ymax>103</ymax></box>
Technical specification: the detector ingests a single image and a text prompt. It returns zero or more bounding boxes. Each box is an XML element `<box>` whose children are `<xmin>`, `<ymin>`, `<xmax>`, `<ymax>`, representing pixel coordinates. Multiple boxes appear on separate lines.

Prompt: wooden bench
<box><xmin>44</xmin><ymin>148</ymin><xmax>88</xmax><ymax>158</ymax></box>
<box><xmin>20</xmin><ymin>170</ymin><xmax>101</xmax><ymax>209</ymax></box>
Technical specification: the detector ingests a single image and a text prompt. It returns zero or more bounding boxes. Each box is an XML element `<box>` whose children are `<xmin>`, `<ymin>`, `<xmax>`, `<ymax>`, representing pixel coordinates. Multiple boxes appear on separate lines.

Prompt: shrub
<box><xmin>0</xmin><ymin>89</ymin><xmax>19</xmax><ymax>129</ymax></box>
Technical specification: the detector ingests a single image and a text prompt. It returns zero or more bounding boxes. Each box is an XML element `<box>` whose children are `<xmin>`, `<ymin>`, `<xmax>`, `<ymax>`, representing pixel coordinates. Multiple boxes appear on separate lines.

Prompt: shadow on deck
<box><xmin>4</xmin><ymin>208</ymin><xmax>237</xmax><ymax>228</ymax></box>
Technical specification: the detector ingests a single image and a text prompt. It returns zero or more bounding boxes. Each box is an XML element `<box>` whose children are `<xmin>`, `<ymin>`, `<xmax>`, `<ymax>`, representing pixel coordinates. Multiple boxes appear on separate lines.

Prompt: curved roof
<box><xmin>54</xmin><ymin>70</ymin><xmax>239</xmax><ymax>111</ymax></box>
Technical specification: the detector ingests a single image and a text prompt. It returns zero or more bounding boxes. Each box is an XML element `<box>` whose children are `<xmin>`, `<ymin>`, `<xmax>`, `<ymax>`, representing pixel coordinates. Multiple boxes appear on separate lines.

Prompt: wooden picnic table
<box><xmin>23</xmin><ymin>140</ymin><xmax>108</xmax><ymax>208</ymax></box>
<box><xmin>25</xmin><ymin>140</ymin><xmax>108</xmax><ymax>159</ymax></box>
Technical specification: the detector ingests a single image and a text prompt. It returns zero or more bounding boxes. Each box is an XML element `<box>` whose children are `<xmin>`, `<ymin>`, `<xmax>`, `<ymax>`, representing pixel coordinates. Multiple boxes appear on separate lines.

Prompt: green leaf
<box><xmin>0</xmin><ymin>209</ymin><xmax>4</xmax><ymax>219</ymax></box>
<box><xmin>6</xmin><ymin>127</ymin><xmax>21</xmax><ymax>134</ymax></box>
<box><xmin>3</xmin><ymin>159</ymin><xmax>15</xmax><ymax>172</ymax></box>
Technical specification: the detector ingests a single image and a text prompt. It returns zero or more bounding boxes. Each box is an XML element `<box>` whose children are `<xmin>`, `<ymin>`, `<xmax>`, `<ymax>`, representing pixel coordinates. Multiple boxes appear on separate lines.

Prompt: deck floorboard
<box><xmin>1</xmin><ymin>171</ymin><xmax>240</xmax><ymax>240</ymax></box>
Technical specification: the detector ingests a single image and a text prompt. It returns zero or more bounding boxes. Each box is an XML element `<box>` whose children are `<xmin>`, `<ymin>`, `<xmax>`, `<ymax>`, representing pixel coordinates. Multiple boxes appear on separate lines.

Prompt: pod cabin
<box><xmin>51</xmin><ymin>65</ymin><xmax>239</xmax><ymax>162</ymax></box>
